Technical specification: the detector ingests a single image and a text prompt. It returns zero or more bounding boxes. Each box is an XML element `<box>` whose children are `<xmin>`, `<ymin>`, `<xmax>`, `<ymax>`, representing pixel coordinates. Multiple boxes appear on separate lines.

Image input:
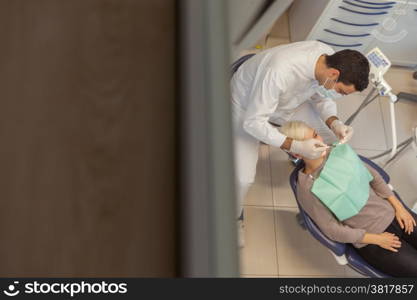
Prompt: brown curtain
<box><xmin>0</xmin><ymin>0</ymin><xmax>177</xmax><ymax>277</ymax></box>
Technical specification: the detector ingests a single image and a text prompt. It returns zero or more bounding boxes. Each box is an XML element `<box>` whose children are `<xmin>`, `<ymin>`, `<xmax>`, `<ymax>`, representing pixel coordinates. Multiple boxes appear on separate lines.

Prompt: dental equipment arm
<box><xmin>366</xmin><ymin>48</ymin><xmax>398</xmax><ymax>159</ymax></box>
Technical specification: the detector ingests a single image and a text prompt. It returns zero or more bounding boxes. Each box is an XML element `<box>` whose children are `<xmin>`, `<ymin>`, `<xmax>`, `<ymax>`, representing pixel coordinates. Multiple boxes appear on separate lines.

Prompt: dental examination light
<box><xmin>367</xmin><ymin>48</ymin><xmax>398</xmax><ymax>162</ymax></box>
<box><xmin>345</xmin><ymin>48</ymin><xmax>401</xmax><ymax>166</ymax></box>
<box><xmin>359</xmin><ymin>50</ymin><xmax>417</xmax><ymax>213</ymax></box>
<box><xmin>367</xmin><ymin>47</ymin><xmax>398</xmax><ymax>104</ymax></box>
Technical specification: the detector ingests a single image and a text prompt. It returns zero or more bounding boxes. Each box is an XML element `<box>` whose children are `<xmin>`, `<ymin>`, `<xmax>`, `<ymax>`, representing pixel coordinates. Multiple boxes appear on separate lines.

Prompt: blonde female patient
<box><xmin>279</xmin><ymin>120</ymin><xmax>417</xmax><ymax>277</ymax></box>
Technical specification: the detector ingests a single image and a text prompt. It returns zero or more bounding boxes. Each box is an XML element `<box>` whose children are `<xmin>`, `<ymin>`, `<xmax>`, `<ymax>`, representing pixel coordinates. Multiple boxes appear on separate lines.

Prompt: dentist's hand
<box><xmin>290</xmin><ymin>138</ymin><xmax>328</xmax><ymax>159</ymax></box>
<box><xmin>330</xmin><ymin>119</ymin><xmax>353</xmax><ymax>143</ymax></box>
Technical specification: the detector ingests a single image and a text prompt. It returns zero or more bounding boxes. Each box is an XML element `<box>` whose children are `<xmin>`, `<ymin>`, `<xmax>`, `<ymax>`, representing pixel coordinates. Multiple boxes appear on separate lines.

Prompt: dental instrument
<box><xmin>327</xmin><ymin>142</ymin><xmax>342</xmax><ymax>149</ymax></box>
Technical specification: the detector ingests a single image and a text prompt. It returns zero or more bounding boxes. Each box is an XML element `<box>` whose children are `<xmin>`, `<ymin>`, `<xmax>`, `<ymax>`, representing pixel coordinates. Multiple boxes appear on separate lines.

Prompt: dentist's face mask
<box><xmin>316</xmin><ymin>78</ymin><xmax>343</xmax><ymax>100</ymax></box>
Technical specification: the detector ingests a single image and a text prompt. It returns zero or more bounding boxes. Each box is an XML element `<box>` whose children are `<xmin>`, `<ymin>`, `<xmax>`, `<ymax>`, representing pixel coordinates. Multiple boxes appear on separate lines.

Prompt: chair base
<box><xmin>296</xmin><ymin>213</ymin><xmax>306</xmax><ymax>230</ymax></box>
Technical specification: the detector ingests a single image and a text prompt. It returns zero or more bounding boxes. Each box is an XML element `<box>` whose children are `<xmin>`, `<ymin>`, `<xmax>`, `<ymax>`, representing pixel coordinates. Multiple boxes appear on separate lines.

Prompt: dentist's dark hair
<box><xmin>325</xmin><ymin>49</ymin><xmax>370</xmax><ymax>92</ymax></box>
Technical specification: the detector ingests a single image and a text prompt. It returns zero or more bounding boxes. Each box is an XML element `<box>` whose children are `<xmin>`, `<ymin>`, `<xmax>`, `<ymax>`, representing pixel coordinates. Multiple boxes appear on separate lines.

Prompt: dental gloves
<box><xmin>290</xmin><ymin>138</ymin><xmax>328</xmax><ymax>159</ymax></box>
<box><xmin>330</xmin><ymin>119</ymin><xmax>354</xmax><ymax>144</ymax></box>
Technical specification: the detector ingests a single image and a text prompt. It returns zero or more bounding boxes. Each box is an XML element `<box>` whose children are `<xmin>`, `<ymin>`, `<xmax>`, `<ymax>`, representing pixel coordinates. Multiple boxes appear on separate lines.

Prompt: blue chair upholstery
<box><xmin>230</xmin><ymin>54</ymin><xmax>255</xmax><ymax>75</ymax></box>
<box><xmin>289</xmin><ymin>155</ymin><xmax>399</xmax><ymax>278</ymax></box>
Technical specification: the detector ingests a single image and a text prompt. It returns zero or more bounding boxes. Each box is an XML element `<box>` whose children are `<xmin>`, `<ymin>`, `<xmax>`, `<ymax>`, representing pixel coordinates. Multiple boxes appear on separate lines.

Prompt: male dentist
<box><xmin>231</xmin><ymin>41</ymin><xmax>370</xmax><ymax>246</ymax></box>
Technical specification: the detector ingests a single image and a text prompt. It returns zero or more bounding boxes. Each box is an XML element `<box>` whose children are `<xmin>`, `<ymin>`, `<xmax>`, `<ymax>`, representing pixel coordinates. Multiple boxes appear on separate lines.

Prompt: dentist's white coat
<box><xmin>231</xmin><ymin>41</ymin><xmax>338</xmax><ymax>216</ymax></box>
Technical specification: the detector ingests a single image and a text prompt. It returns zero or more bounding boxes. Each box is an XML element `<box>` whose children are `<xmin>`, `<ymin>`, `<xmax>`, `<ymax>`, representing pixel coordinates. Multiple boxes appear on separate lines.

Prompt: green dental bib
<box><xmin>311</xmin><ymin>143</ymin><xmax>373</xmax><ymax>221</ymax></box>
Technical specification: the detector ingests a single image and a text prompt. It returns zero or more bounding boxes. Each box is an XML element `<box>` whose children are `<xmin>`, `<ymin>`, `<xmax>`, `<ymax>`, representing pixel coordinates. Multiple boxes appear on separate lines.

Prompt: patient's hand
<box><xmin>387</xmin><ymin>195</ymin><xmax>417</xmax><ymax>234</ymax></box>
<box><xmin>377</xmin><ymin>232</ymin><xmax>402</xmax><ymax>252</ymax></box>
<box><xmin>395</xmin><ymin>207</ymin><xmax>417</xmax><ymax>235</ymax></box>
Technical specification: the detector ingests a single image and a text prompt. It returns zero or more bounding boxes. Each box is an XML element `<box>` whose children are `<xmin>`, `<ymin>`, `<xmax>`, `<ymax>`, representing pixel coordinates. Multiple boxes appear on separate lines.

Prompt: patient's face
<box><xmin>290</xmin><ymin>126</ymin><xmax>327</xmax><ymax>159</ymax></box>
<box><xmin>304</xmin><ymin>128</ymin><xmax>324</xmax><ymax>143</ymax></box>
<box><xmin>304</xmin><ymin>127</ymin><xmax>327</xmax><ymax>158</ymax></box>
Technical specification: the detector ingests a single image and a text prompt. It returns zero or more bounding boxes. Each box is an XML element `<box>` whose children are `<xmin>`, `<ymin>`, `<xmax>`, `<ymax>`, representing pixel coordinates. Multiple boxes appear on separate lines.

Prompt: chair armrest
<box><xmin>290</xmin><ymin>161</ymin><xmax>346</xmax><ymax>257</ymax></box>
<box><xmin>300</xmin><ymin>210</ymin><xmax>347</xmax><ymax>257</ymax></box>
<box><xmin>359</xmin><ymin>155</ymin><xmax>390</xmax><ymax>183</ymax></box>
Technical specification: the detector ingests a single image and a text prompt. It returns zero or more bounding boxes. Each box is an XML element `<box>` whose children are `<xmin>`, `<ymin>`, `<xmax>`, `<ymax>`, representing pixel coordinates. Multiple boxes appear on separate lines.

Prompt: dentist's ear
<box><xmin>328</xmin><ymin>68</ymin><xmax>340</xmax><ymax>80</ymax></box>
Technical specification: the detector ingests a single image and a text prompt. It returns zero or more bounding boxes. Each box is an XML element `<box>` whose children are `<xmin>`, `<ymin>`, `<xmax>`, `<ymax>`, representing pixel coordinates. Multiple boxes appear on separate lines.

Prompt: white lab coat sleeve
<box><xmin>242</xmin><ymin>68</ymin><xmax>287</xmax><ymax>148</ymax></box>
<box><xmin>310</xmin><ymin>93</ymin><xmax>338</xmax><ymax>123</ymax></box>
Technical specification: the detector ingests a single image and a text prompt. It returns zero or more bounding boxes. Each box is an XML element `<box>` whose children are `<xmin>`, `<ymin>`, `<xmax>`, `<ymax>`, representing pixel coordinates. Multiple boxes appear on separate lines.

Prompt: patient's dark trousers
<box><xmin>357</xmin><ymin>211</ymin><xmax>417</xmax><ymax>277</ymax></box>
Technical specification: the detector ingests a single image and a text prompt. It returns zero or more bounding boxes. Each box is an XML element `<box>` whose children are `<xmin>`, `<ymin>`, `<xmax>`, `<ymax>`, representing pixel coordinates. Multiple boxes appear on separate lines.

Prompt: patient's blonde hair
<box><xmin>279</xmin><ymin>121</ymin><xmax>311</xmax><ymax>141</ymax></box>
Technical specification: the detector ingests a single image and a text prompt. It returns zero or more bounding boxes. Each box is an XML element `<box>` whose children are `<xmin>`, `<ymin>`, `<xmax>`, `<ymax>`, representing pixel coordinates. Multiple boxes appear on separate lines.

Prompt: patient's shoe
<box><xmin>238</xmin><ymin>219</ymin><xmax>245</xmax><ymax>248</ymax></box>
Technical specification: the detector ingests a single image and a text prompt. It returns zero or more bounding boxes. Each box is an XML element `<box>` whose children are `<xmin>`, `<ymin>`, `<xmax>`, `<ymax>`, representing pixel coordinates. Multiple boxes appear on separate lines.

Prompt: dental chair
<box><xmin>289</xmin><ymin>155</ymin><xmax>413</xmax><ymax>278</ymax></box>
<box><xmin>230</xmin><ymin>53</ymin><xmax>255</xmax><ymax>75</ymax></box>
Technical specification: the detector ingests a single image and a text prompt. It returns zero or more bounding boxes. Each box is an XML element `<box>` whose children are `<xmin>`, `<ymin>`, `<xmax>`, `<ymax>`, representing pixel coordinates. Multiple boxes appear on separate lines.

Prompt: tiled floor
<box><xmin>239</xmin><ymin>13</ymin><xmax>417</xmax><ymax>278</ymax></box>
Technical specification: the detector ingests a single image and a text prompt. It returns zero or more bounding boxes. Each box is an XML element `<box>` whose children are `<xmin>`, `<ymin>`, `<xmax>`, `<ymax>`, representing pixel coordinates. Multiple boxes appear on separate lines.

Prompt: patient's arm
<box><xmin>386</xmin><ymin>195</ymin><xmax>405</xmax><ymax>211</ymax></box>
<box><xmin>361</xmin><ymin>232</ymin><xmax>402</xmax><ymax>252</ymax></box>
<box><xmin>364</xmin><ymin>163</ymin><xmax>416</xmax><ymax>234</ymax></box>
<box><xmin>361</xmin><ymin>233</ymin><xmax>380</xmax><ymax>245</ymax></box>
<box><xmin>297</xmin><ymin>179</ymin><xmax>403</xmax><ymax>250</ymax></box>
<box><xmin>363</xmin><ymin>163</ymin><xmax>394</xmax><ymax>199</ymax></box>
<box><xmin>296</xmin><ymin>185</ymin><xmax>366</xmax><ymax>244</ymax></box>
<box><xmin>386</xmin><ymin>194</ymin><xmax>417</xmax><ymax>234</ymax></box>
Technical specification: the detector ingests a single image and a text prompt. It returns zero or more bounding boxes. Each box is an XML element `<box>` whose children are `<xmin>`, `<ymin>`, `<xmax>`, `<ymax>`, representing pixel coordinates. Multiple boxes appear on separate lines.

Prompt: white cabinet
<box><xmin>289</xmin><ymin>0</ymin><xmax>417</xmax><ymax>67</ymax></box>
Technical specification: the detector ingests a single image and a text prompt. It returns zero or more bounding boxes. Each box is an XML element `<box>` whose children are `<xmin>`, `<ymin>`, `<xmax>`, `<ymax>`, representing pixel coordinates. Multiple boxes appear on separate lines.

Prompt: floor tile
<box><xmin>382</xmin><ymin>147</ymin><xmax>417</xmax><ymax>209</ymax></box>
<box><xmin>239</xmin><ymin>206</ymin><xmax>278</xmax><ymax>276</ymax></box>
<box><xmin>344</xmin><ymin>266</ymin><xmax>368</xmax><ymax>278</ymax></box>
<box><xmin>265</xmin><ymin>37</ymin><xmax>290</xmax><ymax>49</ymax></box>
<box><xmin>336</xmin><ymin>87</ymin><xmax>388</xmax><ymax>151</ymax></box>
<box><xmin>274</xmin><ymin>208</ymin><xmax>346</xmax><ymax>277</ymax></box>
<box><xmin>269</xmin><ymin>10</ymin><xmax>289</xmax><ymax>40</ymax></box>
<box><xmin>379</xmin><ymin>94</ymin><xmax>417</xmax><ymax>151</ymax></box>
<box><xmin>245</xmin><ymin>145</ymin><xmax>274</xmax><ymax>207</ymax></box>
<box><xmin>356</xmin><ymin>148</ymin><xmax>417</xmax><ymax>209</ymax></box>
<box><xmin>385</xmin><ymin>67</ymin><xmax>417</xmax><ymax>96</ymax></box>
<box><xmin>269</xmin><ymin>147</ymin><xmax>298</xmax><ymax>208</ymax></box>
